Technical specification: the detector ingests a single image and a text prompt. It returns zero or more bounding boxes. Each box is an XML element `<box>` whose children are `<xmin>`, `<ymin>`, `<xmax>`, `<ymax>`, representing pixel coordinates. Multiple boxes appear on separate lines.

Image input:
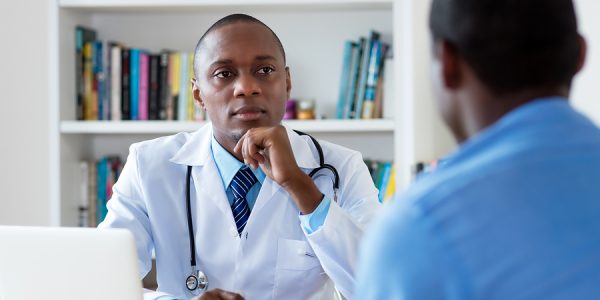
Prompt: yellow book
<box><xmin>187</xmin><ymin>52</ymin><xmax>196</xmax><ymax>121</ymax></box>
<box><xmin>167</xmin><ymin>53</ymin><xmax>180</xmax><ymax>120</ymax></box>
<box><xmin>383</xmin><ymin>164</ymin><xmax>396</xmax><ymax>203</ymax></box>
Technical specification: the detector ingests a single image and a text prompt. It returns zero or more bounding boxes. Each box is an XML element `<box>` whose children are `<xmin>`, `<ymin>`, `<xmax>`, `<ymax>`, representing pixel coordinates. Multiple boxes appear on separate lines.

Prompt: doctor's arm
<box><xmin>301</xmin><ymin>152</ymin><xmax>381</xmax><ymax>299</ymax></box>
<box><xmin>98</xmin><ymin>145</ymin><xmax>167</xmax><ymax>300</ymax></box>
<box><xmin>235</xmin><ymin>126</ymin><xmax>381</xmax><ymax>298</ymax></box>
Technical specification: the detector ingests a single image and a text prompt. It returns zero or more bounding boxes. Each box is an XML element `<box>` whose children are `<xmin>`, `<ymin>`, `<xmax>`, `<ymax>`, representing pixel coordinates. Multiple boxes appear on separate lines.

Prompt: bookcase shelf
<box><xmin>50</xmin><ymin>0</ymin><xmax>454</xmax><ymax>226</ymax></box>
<box><xmin>60</xmin><ymin>119</ymin><xmax>395</xmax><ymax>134</ymax></box>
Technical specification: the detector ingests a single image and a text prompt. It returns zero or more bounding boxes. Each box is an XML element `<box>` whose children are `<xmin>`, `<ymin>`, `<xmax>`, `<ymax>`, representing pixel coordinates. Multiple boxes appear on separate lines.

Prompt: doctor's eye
<box><xmin>214</xmin><ymin>70</ymin><xmax>234</xmax><ymax>79</ymax></box>
<box><xmin>257</xmin><ymin>66</ymin><xmax>274</xmax><ymax>75</ymax></box>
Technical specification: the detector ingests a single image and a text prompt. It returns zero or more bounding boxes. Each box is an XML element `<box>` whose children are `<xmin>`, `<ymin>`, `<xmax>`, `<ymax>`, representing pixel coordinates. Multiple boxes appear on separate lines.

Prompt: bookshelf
<box><xmin>50</xmin><ymin>0</ymin><xmax>454</xmax><ymax>226</ymax></box>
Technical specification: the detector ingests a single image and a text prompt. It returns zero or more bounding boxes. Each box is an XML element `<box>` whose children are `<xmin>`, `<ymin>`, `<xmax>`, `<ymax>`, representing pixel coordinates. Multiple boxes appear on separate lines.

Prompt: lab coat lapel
<box><xmin>251</xmin><ymin>126</ymin><xmax>321</xmax><ymax>217</ymax></box>
<box><xmin>191</xmin><ymin>160</ymin><xmax>233</xmax><ymax>224</ymax></box>
<box><xmin>169</xmin><ymin>123</ymin><xmax>234</xmax><ymax>224</ymax></box>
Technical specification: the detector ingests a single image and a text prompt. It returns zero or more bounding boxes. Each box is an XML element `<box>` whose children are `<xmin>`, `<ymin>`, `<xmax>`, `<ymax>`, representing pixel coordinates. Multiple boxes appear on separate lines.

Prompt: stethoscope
<box><xmin>184</xmin><ymin>130</ymin><xmax>340</xmax><ymax>292</ymax></box>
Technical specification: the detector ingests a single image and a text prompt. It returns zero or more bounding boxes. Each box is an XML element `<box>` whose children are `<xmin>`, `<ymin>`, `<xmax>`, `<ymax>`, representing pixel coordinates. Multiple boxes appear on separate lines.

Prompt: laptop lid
<box><xmin>0</xmin><ymin>226</ymin><xmax>142</xmax><ymax>300</ymax></box>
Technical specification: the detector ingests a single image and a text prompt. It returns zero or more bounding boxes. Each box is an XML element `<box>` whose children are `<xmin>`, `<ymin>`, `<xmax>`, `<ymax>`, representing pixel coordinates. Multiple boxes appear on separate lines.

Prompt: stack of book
<box><xmin>364</xmin><ymin>159</ymin><xmax>395</xmax><ymax>203</ymax></box>
<box><xmin>78</xmin><ymin>156</ymin><xmax>123</xmax><ymax>227</ymax></box>
<box><xmin>75</xmin><ymin>26</ymin><xmax>205</xmax><ymax>122</ymax></box>
<box><xmin>336</xmin><ymin>30</ymin><xmax>391</xmax><ymax>120</ymax></box>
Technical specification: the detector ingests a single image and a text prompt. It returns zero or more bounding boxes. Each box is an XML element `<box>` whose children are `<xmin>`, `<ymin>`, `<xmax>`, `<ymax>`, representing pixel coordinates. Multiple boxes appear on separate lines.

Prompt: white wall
<box><xmin>572</xmin><ymin>0</ymin><xmax>600</xmax><ymax>123</ymax></box>
<box><xmin>0</xmin><ymin>0</ymin><xmax>598</xmax><ymax>225</ymax></box>
<box><xmin>0</xmin><ymin>0</ymin><xmax>51</xmax><ymax>225</ymax></box>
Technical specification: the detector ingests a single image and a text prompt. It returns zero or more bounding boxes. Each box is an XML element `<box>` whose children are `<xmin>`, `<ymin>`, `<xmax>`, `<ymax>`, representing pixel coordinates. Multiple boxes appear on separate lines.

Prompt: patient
<box><xmin>357</xmin><ymin>0</ymin><xmax>600</xmax><ymax>299</ymax></box>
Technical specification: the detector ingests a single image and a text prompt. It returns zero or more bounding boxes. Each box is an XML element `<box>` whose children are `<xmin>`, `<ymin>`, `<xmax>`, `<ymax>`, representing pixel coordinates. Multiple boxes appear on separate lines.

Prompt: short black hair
<box><xmin>429</xmin><ymin>0</ymin><xmax>581</xmax><ymax>95</ymax></box>
<box><xmin>193</xmin><ymin>14</ymin><xmax>286</xmax><ymax>78</ymax></box>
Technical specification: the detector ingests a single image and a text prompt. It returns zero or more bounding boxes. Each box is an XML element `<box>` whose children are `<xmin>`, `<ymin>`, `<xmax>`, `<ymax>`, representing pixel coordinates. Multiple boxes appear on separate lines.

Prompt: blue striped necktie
<box><xmin>230</xmin><ymin>166</ymin><xmax>257</xmax><ymax>236</ymax></box>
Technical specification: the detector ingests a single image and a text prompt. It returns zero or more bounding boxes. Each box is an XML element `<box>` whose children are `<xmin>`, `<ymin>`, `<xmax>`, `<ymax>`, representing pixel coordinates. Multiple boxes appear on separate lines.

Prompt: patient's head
<box><xmin>428</xmin><ymin>0</ymin><xmax>586</xmax><ymax>142</ymax></box>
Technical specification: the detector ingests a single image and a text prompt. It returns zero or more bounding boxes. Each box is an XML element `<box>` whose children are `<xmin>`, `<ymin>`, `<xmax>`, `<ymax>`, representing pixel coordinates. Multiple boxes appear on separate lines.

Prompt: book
<box><xmin>139</xmin><ymin>52</ymin><xmax>149</xmax><ymax>121</ymax></box>
<box><xmin>110</xmin><ymin>44</ymin><xmax>122</xmax><ymax>121</ymax></box>
<box><xmin>75</xmin><ymin>26</ymin><xmax>97</xmax><ymax>121</ymax></box>
<box><xmin>361</xmin><ymin>40</ymin><xmax>383</xmax><ymax>119</ymax></box>
<box><xmin>336</xmin><ymin>41</ymin><xmax>356</xmax><ymax>119</ymax></box>
<box><xmin>121</xmin><ymin>48</ymin><xmax>131</xmax><ymax>120</ymax></box>
<box><xmin>347</xmin><ymin>37</ymin><xmax>366</xmax><ymax>119</ymax></box>
<box><xmin>383</xmin><ymin>164</ymin><xmax>396</xmax><ymax>203</ymax></box>
<box><xmin>168</xmin><ymin>52</ymin><xmax>180</xmax><ymax>121</ymax></box>
<box><xmin>158</xmin><ymin>51</ymin><xmax>170</xmax><ymax>120</ymax></box>
<box><xmin>93</xmin><ymin>41</ymin><xmax>104</xmax><ymax>120</ymax></box>
<box><xmin>129</xmin><ymin>48</ymin><xmax>140</xmax><ymax>120</ymax></box>
<box><xmin>373</xmin><ymin>43</ymin><xmax>390</xmax><ymax>119</ymax></box>
<box><xmin>78</xmin><ymin>161</ymin><xmax>89</xmax><ymax>227</ymax></box>
<box><xmin>354</xmin><ymin>30</ymin><xmax>380</xmax><ymax>120</ymax></box>
<box><xmin>178</xmin><ymin>52</ymin><xmax>188</xmax><ymax>121</ymax></box>
<box><xmin>148</xmin><ymin>54</ymin><xmax>160</xmax><ymax>120</ymax></box>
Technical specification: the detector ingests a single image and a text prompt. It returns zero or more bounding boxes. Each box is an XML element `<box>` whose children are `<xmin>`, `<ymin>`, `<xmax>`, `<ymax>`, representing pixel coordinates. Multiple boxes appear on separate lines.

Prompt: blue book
<box><xmin>378</xmin><ymin>162</ymin><xmax>392</xmax><ymax>202</ymax></box>
<box><xmin>361</xmin><ymin>40</ymin><xmax>383</xmax><ymax>119</ymax></box>
<box><xmin>347</xmin><ymin>37</ymin><xmax>365</xmax><ymax>119</ymax></box>
<box><xmin>354</xmin><ymin>30</ymin><xmax>380</xmax><ymax>119</ymax></box>
<box><xmin>96</xmin><ymin>158</ymin><xmax>108</xmax><ymax>224</ymax></box>
<box><xmin>129</xmin><ymin>49</ymin><xmax>140</xmax><ymax>120</ymax></box>
<box><xmin>336</xmin><ymin>41</ymin><xmax>357</xmax><ymax>119</ymax></box>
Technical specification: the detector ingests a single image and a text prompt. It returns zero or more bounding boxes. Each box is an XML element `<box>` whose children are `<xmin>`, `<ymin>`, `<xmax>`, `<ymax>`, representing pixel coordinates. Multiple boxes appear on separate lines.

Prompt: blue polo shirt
<box><xmin>356</xmin><ymin>98</ymin><xmax>600</xmax><ymax>299</ymax></box>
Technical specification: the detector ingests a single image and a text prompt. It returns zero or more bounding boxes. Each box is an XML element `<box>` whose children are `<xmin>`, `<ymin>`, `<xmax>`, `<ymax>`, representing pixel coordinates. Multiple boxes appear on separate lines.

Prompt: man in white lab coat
<box><xmin>99</xmin><ymin>14</ymin><xmax>380</xmax><ymax>300</ymax></box>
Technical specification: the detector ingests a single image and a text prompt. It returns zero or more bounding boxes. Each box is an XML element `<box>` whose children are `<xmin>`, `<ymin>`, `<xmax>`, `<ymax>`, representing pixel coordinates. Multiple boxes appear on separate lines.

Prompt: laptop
<box><xmin>0</xmin><ymin>226</ymin><xmax>142</xmax><ymax>300</ymax></box>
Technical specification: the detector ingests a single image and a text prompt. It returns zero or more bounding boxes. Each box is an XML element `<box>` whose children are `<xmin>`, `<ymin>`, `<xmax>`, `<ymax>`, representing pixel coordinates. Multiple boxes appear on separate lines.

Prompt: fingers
<box><xmin>218</xmin><ymin>290</ymin><xmax>245</xmax><ymax>300</ymax></box>
<box><xmin>234</xmin><ymin>129</ymin><xmax>266</xmax><ymax>170</ymax></box>
<box><xmin>198</xmin><ymin>288</ymin><xmax>244</xmax><ymax>300</ymax></box>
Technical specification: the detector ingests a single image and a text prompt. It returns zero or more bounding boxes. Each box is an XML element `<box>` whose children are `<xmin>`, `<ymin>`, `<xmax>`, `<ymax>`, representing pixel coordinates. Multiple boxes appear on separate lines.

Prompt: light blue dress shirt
<box><xmin>210</xmin><ymin>136</ymin><xmax>330</xmax><ymax>233</ymax></box>
<box><xmin>356</xmin><ymin>98</ymin><xmax>600</xmax><ymax>299</ymax></box>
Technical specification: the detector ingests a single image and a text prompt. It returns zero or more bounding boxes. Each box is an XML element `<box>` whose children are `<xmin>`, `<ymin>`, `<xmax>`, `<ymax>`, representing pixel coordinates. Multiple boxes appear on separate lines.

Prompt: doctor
<box><xmin>99</xmin><ymin>13</ymin><xmax>380</xmax><ymax>300</ymax></box>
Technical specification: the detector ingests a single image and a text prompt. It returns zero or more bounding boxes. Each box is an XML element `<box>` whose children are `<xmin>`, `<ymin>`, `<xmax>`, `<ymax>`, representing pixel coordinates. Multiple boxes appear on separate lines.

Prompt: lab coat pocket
<box><xmin>273</xmin><ymin>239</ymin><xmax>327</xmax><ymax>299</ymax></box>
<box><xmin>276</xmin><ymin>238</ymin><xmax>321</xmax><ymax>270</ymax></box>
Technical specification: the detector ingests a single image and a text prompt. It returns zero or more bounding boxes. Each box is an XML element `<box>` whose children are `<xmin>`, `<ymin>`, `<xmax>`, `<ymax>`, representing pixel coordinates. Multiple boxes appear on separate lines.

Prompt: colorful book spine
<box><xmin>348</xmin><ymin>37</ymin><xmax>365</xmax><ymax>119</ymax></box>
<box><xmin>178</xmin><ymin>52</ymin><xmax>188</xmax><ymax>121</ymax></box>
<box><xmin>139</xmin><ymin>52</ymin><xmax>149</xmax><ymax>121</ymax></box>
<box><xmin>336</xmin><ymin>41</ymin><xmax>356</xmax><ymax>119</ymax></box>
<box><xmin>75</xmin><ymin>26</ymin><xmax>97</xmax><ymax>121</ymax></box>
<box><xmin>344</xmin><ymin>43</ymin><xmax>361</xmax><ymax>119</ymax></box>
<box><xmin>158</xmin><ymin>52</ymin><xmax>169</xmax><ymax>120</ymax></box>
<box><xmin>361</xmin><ymin>40</ymin><xmax>383</xmax><ymax>119</ymax></box>
<box><xmin>83</xmin><ymin>42</ymin><xmax>95</xmax><ymax>120</ymax></box>
<box><xmin>129</xmin><ymin>48</ymin><xmax>140</xmax><ymax>121</ymax></box>
<box><xmin>169</xmin><ymin>52</ymin><xmax>180</xmax><ymax>121</ymax></box>
<box><xmin>110</xmin><ymin>44</ymin><xmax>122</xmax><ymax>121</ymax></box>
<box><xmin>148</xmin><ymin>55</ymin><xmax>160</xmax><ymax>120</ymax></box>
<box><xmin>186</xmin><ymin>53</ymin><xmax>196</xmax><ymax>121</ymax></box>
<box><xmin>93</xmin><ymin>41</ymin><xmax>104</xmax><ymax>120</ymax></box>
<box><xmin>121</xmin><ymin>48</ymin><xmax>131</xmax><ymax>120</ymax></box>
<box><xmin>354</xmin><ymin>31</ymin><xmax>380</xmax><ymax>119</ymax></box>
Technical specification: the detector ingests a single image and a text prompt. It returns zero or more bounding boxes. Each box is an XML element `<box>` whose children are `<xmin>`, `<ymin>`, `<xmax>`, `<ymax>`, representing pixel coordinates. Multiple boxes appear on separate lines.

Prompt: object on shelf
<box><xmin>297</xmin><ymin>99</ymin><xmax>316</xmax><ymax>120</ymax></box>
<box><xmin>284</xmin><ymin>99</ymin><xmax>297</xmax><ymax>120</ymax></box>
<box><xmin>336</xmin><ymin>30</ymin><xmax>391</xmax><ymax>120</ymax></box>
<box><xmin>364</xmin><ymin>159</ymin><xmax>395</xmax><ymax>203</ymax></box>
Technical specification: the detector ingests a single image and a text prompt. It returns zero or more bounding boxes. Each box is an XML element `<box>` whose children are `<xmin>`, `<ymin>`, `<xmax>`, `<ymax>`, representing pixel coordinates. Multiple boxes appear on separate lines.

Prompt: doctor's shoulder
<box><xmin>126</xmin><ymin>131</ymin><xmax>193</xmax><ymax>169</ymax></box>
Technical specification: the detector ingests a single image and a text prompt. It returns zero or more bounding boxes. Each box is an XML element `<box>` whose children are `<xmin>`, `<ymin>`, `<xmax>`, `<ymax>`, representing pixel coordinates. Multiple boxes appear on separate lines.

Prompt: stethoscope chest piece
<box><xmin>186</xmin><ymin>268</ymin><xmax>208</xmax><ymax>292</ymax></box>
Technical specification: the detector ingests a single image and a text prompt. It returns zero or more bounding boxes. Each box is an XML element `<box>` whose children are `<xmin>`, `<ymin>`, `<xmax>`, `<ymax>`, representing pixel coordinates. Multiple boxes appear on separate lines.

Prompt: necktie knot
<box><xmin>230</xmin><ymin>167</ymin><xmax>257</xmax><ymax>236</ymax></box>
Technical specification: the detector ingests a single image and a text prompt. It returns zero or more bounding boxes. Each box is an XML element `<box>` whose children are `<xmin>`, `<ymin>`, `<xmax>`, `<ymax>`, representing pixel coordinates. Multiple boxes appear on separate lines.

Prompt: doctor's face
<box><xmin>193</xmin><ymin>22</ymin><xmax>291</xmax><ymax>146</ymax></box>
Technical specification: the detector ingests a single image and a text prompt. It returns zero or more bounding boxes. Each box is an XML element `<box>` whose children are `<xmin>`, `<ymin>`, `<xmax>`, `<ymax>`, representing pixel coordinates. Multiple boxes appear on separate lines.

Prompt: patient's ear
<box><xmin>575</xmin><ymin>34</ymin><xmax>587</xmax><ymax>74</ymax></box>
<box><xmin>438</xmin><ymin>41</ymin><xmax>462</xmax><ymax>90</ymax></box>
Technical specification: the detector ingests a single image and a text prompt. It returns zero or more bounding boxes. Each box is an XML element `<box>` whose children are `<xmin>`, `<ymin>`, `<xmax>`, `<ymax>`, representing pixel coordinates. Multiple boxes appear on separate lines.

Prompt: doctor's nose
<box><xmin>233</xmin><ymin>73</ymin><xmax>261</xmax><ymax>97</ymax></box>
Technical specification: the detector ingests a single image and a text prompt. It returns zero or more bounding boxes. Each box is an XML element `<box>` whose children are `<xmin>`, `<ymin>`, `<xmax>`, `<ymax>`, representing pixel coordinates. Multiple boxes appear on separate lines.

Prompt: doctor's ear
<box><xmin>191</xmin><ymin>78</ymin><xmax>206</xmax><ymax>111</ymax></box>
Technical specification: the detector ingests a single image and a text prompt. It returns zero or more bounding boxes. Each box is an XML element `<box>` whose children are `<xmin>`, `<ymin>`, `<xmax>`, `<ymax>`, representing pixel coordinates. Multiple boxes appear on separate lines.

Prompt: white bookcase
<box><xmin>49</xmin><ymin>0</ymin><xmax>454</xmax><ymax>226</ymax></box>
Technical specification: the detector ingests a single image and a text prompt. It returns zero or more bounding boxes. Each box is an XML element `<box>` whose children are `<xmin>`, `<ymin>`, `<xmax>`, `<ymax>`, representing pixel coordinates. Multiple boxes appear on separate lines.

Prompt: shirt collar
<box><xmin>211</xmin><ymin>136</ymin><xmax>266</xmax><ymax>189</ymax></box>
<box><xmin>444</xmin><ymin>96</ymin><xmax>570</xmax><ymax>167</ymax></box>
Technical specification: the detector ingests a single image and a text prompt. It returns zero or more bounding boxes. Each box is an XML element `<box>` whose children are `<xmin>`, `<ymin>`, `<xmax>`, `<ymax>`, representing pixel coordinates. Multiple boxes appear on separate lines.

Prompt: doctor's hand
<box><xmin>191</xmin><ymin>288</ymin><xmax>244</xmax><ymax>300</ymax></box>
<box><xmin>234</xmin><ymin>125</ymin><xmax>323</xmax><ymax>214</ymax></box>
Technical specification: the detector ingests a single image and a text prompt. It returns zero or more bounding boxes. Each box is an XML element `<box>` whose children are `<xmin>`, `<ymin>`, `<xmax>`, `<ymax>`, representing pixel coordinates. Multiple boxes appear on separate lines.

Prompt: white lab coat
<box><xmin>99</xmin><ymin>124</ymin><xmax>380</xmax><ymax>300</ymax></box>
